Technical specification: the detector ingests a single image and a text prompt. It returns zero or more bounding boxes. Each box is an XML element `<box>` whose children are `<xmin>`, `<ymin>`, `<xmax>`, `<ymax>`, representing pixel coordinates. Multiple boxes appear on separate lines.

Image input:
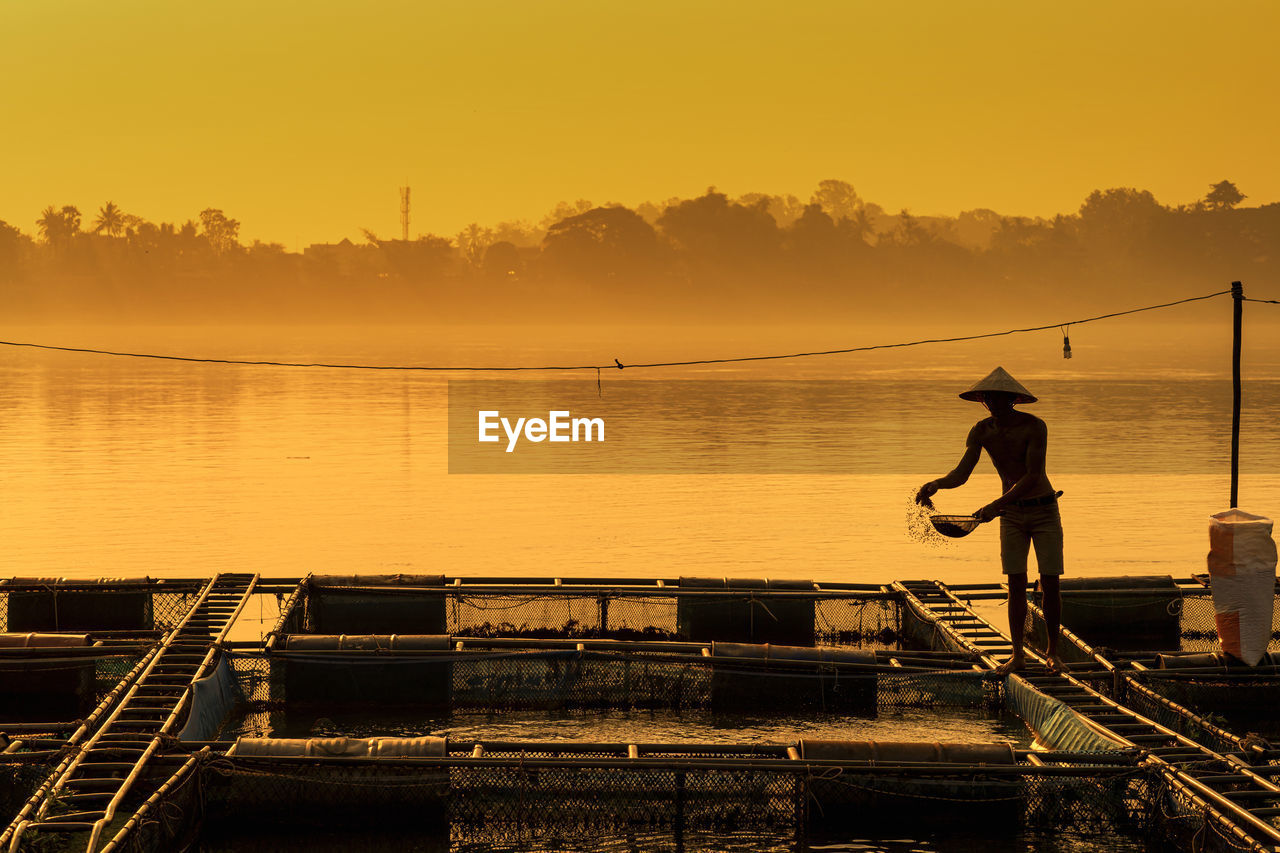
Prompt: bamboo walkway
<box><xmin>895</xmin><ymin>579</ymin><xmax>1280</xmax><ymax>853</ymax></box>
<box><xmin>4</xmin><ymin>573</ymin><xmax>258</xmax><ymax>853</ymax></box>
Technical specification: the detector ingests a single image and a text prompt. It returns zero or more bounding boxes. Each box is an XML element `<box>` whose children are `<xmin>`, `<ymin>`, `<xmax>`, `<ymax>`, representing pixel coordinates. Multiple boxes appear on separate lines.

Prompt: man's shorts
<box><xmin>999</xmin><ymin>501</ymin><xmax>1064</xmax><ymax>576</ymax></box>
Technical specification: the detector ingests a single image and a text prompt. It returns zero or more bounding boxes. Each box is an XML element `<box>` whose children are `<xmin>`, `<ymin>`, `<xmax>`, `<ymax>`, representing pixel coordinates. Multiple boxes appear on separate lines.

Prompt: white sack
<box><xmin>1208</xmin><ymin>509</ymin><xmax>1278</xmax><ymax>666</ymax></box>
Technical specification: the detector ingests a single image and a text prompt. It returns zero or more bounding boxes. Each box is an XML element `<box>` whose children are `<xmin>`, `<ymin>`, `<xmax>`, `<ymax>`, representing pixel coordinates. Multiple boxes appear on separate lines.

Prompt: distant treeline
<box><xmin>0</xmin><ymin>180</ymin><xmax>1273</xmax><ymax>323</ymax></box>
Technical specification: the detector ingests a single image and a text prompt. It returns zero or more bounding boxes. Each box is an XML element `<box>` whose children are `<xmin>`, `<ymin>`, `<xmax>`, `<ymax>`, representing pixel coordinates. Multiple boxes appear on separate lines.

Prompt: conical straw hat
<box><xmin>958</xmin><ymin>367</ymin><xmax>1036</xmax><ymax>404</ymax></box>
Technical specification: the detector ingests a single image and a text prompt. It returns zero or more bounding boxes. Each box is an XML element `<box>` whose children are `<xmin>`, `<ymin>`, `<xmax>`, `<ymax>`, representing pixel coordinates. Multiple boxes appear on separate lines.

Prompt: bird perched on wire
<box><xmin>614</xmin><ymin>359</ymin><xmax>624</xmax><ymax>369</ymax></box>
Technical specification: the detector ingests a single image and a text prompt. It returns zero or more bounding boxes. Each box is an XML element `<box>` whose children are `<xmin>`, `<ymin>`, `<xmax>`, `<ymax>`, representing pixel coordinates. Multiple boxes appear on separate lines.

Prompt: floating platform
<box><xmin>1</xmin><ymin>573</ymin><xmax>1278</xmax><ymax>853</ymax></box>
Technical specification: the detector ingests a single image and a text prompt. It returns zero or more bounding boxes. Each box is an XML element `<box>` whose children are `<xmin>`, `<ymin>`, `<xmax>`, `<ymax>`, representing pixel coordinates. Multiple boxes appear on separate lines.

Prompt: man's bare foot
<box><xmin>994</xmin><ymin>655</ymin><xmax>1026</xmax><ymax>676</ymax></box>
<box><xmin>1045</xmin><ymin>653</ymin><xmax>1068</xmax><ymax>674</ymax></box>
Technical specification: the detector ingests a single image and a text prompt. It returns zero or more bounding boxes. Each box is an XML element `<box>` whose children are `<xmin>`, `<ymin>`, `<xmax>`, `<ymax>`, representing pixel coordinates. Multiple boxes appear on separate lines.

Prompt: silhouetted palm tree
<box><xmin>36</xmin><ymin>206</ymin><xmax>61</xmax><ymax>242</ymax></box>
<box><xmin>94</xmin><ymin>202</ymin><xmax>126</xmax><ymax>237</ymax></box>
<box><xmin>36</xmin><ymin>205</ymin><xmax>81</xmax><ymax>245</ymax></box>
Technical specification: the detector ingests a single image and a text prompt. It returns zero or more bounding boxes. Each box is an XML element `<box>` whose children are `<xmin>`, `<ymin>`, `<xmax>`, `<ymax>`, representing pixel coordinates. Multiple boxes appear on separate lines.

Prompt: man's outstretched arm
<box><xmin>917</xmin><ymin>424</ymin><xmax>982</xmax><ymax>504</ymax></box>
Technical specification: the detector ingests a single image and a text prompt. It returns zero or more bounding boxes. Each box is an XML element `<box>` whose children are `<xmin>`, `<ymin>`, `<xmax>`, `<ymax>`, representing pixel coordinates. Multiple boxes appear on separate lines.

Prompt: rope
<box><xmin>0</xmin><ymin>288</ymin><xmax>1233</xmax><ymax>373</ymax></box>
<box><xmin>621</xmin><ymin>289</ymin><xmax>1232</xmax><ymax>368</ymax></box>
<box><xmin>814</xmin><ymin>769</ymin><xmax>1023</xmax><ymax>803</ymax></box>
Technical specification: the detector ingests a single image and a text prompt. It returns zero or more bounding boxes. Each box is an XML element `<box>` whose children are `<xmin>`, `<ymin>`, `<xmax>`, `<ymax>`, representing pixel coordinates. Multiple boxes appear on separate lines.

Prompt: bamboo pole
<box><xmin>99</xmin><ymin>750</ymin><xmax>206</xmax><ymax>853</ymax></box>
<box><xmin>1232</xmin><ymin>280</ymin><xmax>1243</xmax><ymax>508</ymax></box>
<box><xmin>216</xmin><ymin>753</ymin><xmax>1139</xmax><ymax>774</ymax></box>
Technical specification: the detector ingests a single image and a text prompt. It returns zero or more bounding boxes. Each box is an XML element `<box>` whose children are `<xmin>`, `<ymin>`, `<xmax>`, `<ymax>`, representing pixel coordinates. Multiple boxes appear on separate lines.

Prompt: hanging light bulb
<box><xmin>1061</xmin><ymin>325</ymin><xmax>1072</xmax><ymax>359</ymax></box>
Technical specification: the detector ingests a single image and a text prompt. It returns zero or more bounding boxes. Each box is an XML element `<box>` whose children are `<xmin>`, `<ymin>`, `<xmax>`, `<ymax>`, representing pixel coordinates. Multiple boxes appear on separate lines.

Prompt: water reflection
<box><xmin>2</xmin><ymin>326</ymin><xmax>1278</xmax><ymax>583</ymax></box>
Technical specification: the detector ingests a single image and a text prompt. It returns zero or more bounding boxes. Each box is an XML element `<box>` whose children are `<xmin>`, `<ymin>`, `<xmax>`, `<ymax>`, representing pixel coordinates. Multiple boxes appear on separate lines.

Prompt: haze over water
<box><xmin>4</xmin><ymin>319</ymin><xmax>1278</xmax><ymax>585</ymax></box>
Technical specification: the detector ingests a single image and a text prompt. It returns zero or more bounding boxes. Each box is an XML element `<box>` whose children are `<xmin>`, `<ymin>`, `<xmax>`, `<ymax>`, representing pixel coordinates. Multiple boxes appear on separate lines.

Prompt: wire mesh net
<box><xmin>0</xmin><ymin>759</ymin><xmax>57</xmax><ymax>829</ymax></box>
<box><xmin>169</xmin><ymin>753</ymin><xmax>1263</xmax><ymax>853</ymax></box>
<box><xmin>1118</xmin><ymin>680</ymin><xmax>1243</xmax><ymax>755</ymax></box>
<box><xmin>101</xmin><ymin>758</ymin><xmax>204</xmax><ymax>853</ymax></box>
<box><xmin>1042</xmin><ymin>588</ymin><xmax>1280</xmax><ymax>657</ymax></box>
<box><xmin>929</xmin><ymin>586</ymin><xmax>1280</xmax><ymax>674</ymax></box>
<box><xmin>0</xmin><ymin>583</ymin><xmax>203</xmax><ymax>634</ymax></box>
<box><xmin>282</xmin><ymin>585</ymin><xmax>903</xmax><ymax>649</ymax></box>
<box><xmin>1177</xmin><ymin>591</ymin><xmax>1280</xmax><ymax>655</ymax></box>
<box><xmin>900</xmin><ymin>600</ymin><xmax>973</xmax><ymax>655</ymax></box>
<box><xmin>929</xmin><ymin>515</ymin><xmax>982</xmax><ymax>538</ymax></box>
<box><xmin>815</xmin><ymin>597</ymin><xmax>899</xmax><ymax>647</ymax></box>
<box><xmin>0</xmin><ymin>648</ymin><xmax>147</xmax><ymax>729</ymax></box>
<box><xmin>1122</xmin><ymin>670</ymin><xmax>1280</xmax><ymax>749</ymax></box>
<box><xmin>214</xmin><ymin>650</ymin><xmax>1000</xmax><ymax>740</ymax></box>
<box><xmin>1024</xmin><ymin>592</ymin><xmax>1279</xmax><ymax>751</ymax></box>
<box><xmin>1153</xmin><ymin>767</ymin><xmax>1273</xmax><ymax>853</ymax></box>
<box><xmin>197</xmin><ymin>755</ymin><xmax>1160</xmax><ymax>842</ymax></box>
<box><xmin>94</xmin><ymin>649</ymin><xmax>149</xmax><ymax>702</ymax></box>
<box><xmin>153</xmin><ymin>590</ymin><xmax>204</xmax><ymax>632</ymax></box>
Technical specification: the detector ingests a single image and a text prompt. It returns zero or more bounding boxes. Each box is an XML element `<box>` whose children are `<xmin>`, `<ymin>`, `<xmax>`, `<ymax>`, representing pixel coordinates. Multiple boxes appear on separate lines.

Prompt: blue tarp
<box><xmin>179</xmin><ymin>654</ymin><xmax>237</xmax><ymax>742</ymax></box>
<box><xmin>1005</xmin><ymin>674</ymin><xmax>1128</xmax><ymax>753</ymax></box>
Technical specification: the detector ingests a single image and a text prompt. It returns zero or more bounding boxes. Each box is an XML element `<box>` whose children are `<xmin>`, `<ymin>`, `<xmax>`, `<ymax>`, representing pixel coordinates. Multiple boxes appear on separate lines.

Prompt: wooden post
<box><xmin>674</xmin><ymin>770</ymin><xmax>686</xmax><ymax>850</ymax></box>
<box><xmin>1231</xmin><ymin>281</ymin><xmax>1243</xmax><ymax>508</ymax></box>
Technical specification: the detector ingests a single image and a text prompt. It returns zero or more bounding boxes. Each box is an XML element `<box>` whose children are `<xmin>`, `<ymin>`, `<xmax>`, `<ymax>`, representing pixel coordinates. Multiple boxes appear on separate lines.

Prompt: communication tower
<box><xmin>399</xmin><ymin>185</ymin><xmax>411</xmax><ymax>241</ymax></box>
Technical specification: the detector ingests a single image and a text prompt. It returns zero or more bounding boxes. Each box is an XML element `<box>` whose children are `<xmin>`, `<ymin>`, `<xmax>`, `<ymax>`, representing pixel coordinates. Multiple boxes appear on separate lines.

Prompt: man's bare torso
<box><xmin>971</xmin><ymin>410</ymin><xmax>1054</xmax><ymax>498</ymax></box>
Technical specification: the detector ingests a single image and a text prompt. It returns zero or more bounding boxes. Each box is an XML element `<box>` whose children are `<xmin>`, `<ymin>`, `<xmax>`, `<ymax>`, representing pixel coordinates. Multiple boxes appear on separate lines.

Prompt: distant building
<box><xmin>302</xmin><ymin>238</ymin><xmax>364</xmax><ymax>276</ymax></box>
<box><xmin>303</xmin><ymin>237</ymin><xmax>357</xmax><ymax>258</ymax></box>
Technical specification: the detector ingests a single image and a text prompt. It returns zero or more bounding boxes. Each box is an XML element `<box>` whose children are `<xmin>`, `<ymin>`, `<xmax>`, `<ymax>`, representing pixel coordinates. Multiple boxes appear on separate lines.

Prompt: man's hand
<box><xmin>974</xmin><ymin>503</ymin><xmax>1002</xmax><ymax>522</ymax></box>
<box><xmin>915</xmin><ymin>481</ymin><xmax>940</xmax><ymax>506</ymax></box>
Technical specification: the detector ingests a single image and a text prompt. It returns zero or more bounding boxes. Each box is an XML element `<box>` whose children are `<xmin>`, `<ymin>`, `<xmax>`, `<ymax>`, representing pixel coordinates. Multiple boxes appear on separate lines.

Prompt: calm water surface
<box><xmin>2</xmin><ymin>322</ymin><xmax>1278</xmax><ymax>584</ymax></box>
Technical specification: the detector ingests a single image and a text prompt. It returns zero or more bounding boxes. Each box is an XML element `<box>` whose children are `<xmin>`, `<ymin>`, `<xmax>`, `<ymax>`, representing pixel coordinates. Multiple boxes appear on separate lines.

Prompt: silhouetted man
<box><xmin>916</xmin><ymin>367</ymin><xmax>1063</xmax><ymax>674</ymax></box>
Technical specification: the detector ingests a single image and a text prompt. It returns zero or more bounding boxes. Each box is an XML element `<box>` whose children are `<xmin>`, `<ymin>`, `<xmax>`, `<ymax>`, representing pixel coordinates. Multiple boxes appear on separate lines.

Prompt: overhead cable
<box><xmin>0</xmin><ymin>288</ymin><xmax>1243</xmax><ymax>373</ymax></box>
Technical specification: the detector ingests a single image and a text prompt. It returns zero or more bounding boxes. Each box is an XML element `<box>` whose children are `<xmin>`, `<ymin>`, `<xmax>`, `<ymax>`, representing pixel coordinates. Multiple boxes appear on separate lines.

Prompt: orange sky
<box><xmin>3</xmin><ymin>0</ymin><xmax>1277</xmax><ymax>245</ymax></box>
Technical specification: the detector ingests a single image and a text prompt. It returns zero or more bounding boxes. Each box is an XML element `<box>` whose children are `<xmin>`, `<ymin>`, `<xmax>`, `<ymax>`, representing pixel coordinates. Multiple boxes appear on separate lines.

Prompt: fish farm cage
<box><xmin>1008</xmin><ymin>578</ymin><xmax>1280</xmax><ymax>758</ymax></box>
<box><xmin>223</xmin><ymin>575</ymin><xmax>994</xmax><ymax>731</ymax></box>
<box><xmin>3</xmin><ymin>573</ymin><xmax>1280</xmax><ymax>853</ymax></box>
<box><xmin>0</xmin><ymin>578</ymin><xmax>207</xmax><ymax>637</ymax></box>
<box><xmin>1032</xmin><ymin>575</ymin><xmax>1279</xmax><ymax>657</ymax></box>
<box><xmin>0</xmin><ymin>579</ymin><xmax>203</xmax><ymax>837</ymax></box>
<box><xmin>273</xmin><ymin>574</ymin><xmax>906</xmax><ymax>647</ymax></box>
<box><xmin>1021</xmin><ymin>575</ymin><xmax>1280</xmax><ymax>747</ymax></box>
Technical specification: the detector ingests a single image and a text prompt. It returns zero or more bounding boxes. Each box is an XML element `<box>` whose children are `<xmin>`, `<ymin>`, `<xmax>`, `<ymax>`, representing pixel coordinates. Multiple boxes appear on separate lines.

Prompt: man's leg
<box><xmin>997</xmin><ymin>512</ymin><xmax>1031</xmax><ymax>675</ymax></box>
<box><xmin>1041</xmin><ymin>574</ymin><xmax>1062</xmax><ymax>668</ymax></box>
<box><xmin>996</xmin><ymin>572</ymin><xmax>1028</xmax><ymax>675</ymax></box>
<box><xmin>1030</xmin><ymin>503</ymin><xmax>1066</xmax><ymax>669</ymax></box>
